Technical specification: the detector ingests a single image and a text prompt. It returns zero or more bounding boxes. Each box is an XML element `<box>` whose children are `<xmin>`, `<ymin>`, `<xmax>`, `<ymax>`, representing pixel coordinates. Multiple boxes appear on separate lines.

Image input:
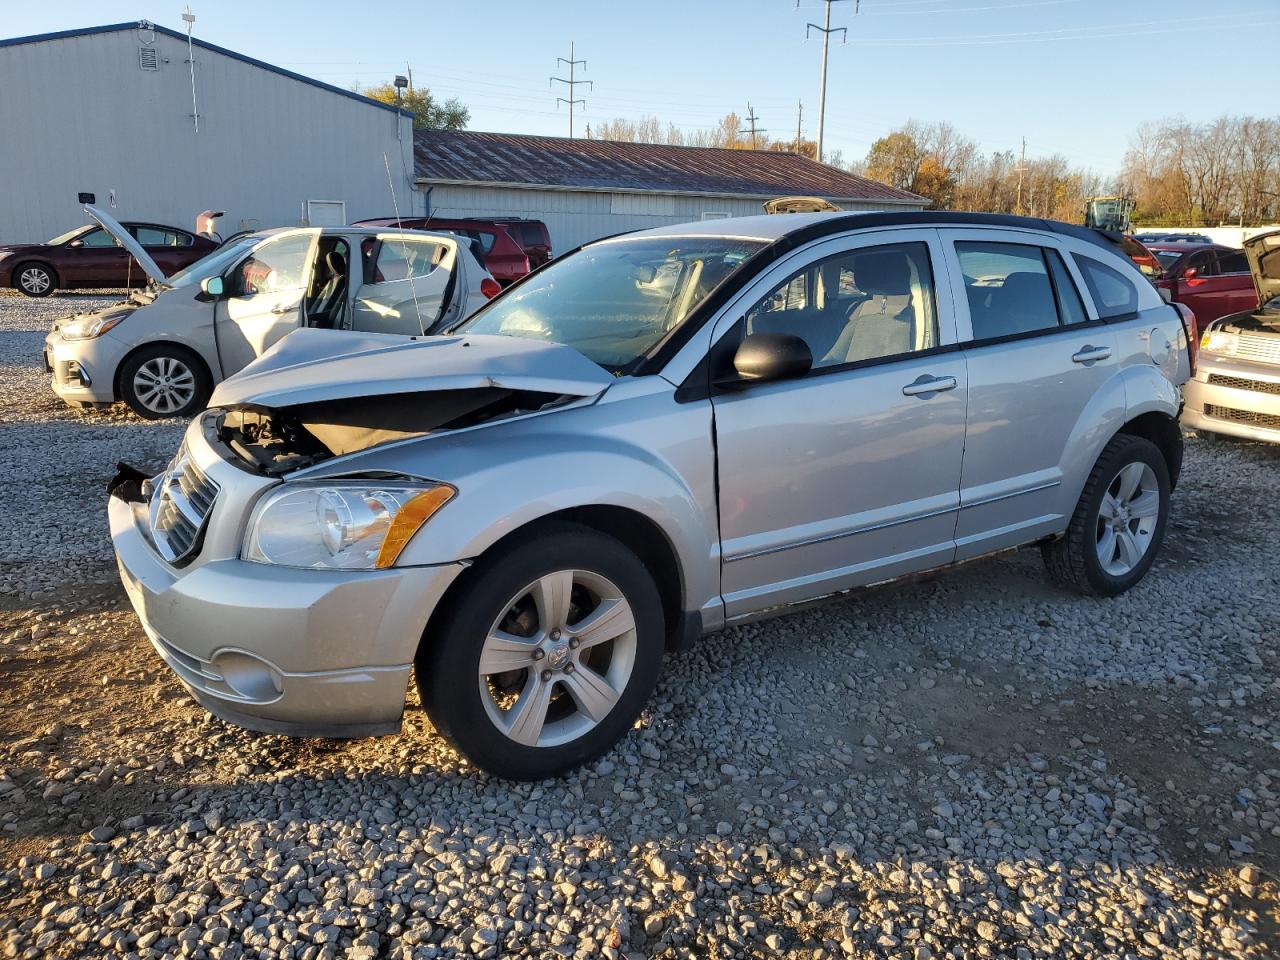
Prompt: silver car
<box><xmin>109</xmin><ymin>212</ymin><xmax>1192</xmax><ymax>779</ymax></box>
<box><xmin>45</xmin><ymin>206</ymin><xmax>496</xmax><ymax>419</ymax></box>
<box><xmin>1182</xmin><ymin>230</ymin><xmax>1280</xmax><ymax>442</ymax></box>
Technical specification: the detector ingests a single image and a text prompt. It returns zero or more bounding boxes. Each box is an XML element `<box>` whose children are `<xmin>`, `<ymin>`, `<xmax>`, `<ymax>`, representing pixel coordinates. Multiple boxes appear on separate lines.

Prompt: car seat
<box><xmin>824</xmin><ymin>251</ymin><xmax>916</xmax><ymax>365</ymax></box>
<box><xmin>308</xmin><ymin>250</ymin><xmax>348</xmax><ymax>329</ymax></box>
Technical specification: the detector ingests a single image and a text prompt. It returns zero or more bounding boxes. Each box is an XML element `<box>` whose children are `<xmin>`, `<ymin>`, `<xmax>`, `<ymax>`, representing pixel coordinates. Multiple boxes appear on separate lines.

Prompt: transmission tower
<box><xmin>550</xmin><ymin>41</ymin><xmax>591</xmax><ymax>138</ymax></box>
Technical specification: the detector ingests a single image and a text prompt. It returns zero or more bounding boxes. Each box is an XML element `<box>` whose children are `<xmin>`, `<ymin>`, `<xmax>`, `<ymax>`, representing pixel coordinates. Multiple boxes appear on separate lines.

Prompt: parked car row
<box><xmin>1122</xmin><ymin>236</ymin><xmax>1259</xmax><ymax>333</ymax></box>
<box><xmin>106</xmin><ymin>210</ymin><xmax>1194</xmax><ymax>779</ymax></box>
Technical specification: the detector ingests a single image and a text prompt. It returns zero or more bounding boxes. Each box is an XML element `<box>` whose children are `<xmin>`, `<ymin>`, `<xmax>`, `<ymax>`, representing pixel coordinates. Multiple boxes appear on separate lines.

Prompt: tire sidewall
<box><xmin>1080</xmin><ymin>439</ymin><xmax>1170</xmax><ymax>595</ymax></box>
<box><xmin>119</xmin><ymin>345</ymin><xmax>212</xmax><ymax>420</ymax></box>
<box><xmin>15</xmin><ymin>262</ymin><xmax>55</xmax><ymax>297</ymax></box>
<box><xmin>419</xmin><ymin>526</ymin><xmax>665</xmax><ymax>780</ymax></box>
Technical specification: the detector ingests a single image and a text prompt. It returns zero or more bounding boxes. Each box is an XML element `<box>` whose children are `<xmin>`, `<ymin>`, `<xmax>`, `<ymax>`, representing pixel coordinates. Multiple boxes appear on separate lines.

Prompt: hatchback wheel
<box><xmin>15</xmin><ymin>263</ymin><xmax>55</xmax><ymax>297</ymax></box>
<box><xmin>119</xmin><ymin>345</ymin><xmax>211</xmax><ymax>419</ymax></box>
<box><xmin>1042</xmin><ymin>434</ymin><xmax>1170</xmax><ymax>597</ymax></box>
<box><xmin>418</xmin><ymin>524</ymin><xmax>664</xmax><ymax>779</ymax></box>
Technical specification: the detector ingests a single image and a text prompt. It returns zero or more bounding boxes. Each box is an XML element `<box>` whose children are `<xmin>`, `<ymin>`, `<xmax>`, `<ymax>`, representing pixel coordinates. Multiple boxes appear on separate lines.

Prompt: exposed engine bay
<box><xmin>214</xmin><ymin>388</ymin><xmax>569</xmax><ymax>475</ymax></box>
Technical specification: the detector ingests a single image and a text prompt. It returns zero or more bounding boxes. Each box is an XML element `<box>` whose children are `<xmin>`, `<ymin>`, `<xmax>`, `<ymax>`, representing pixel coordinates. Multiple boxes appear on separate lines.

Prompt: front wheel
<box><xmin>417</xmin><ymin>524</ymin><xmax>664</xmax><ymax>779</ymax></box>
<box><xmin>1042</xmin><ymin>434</ymin><xmax>1170</xmax><ymax>597</ymax></box>
<box><xmin>14</xmin><ymin>262</ymin><xmax>55</xmax><ymax>297</ymax></box>
<box><xmin>118</xmin><ymin>345</ymin><xmax>211</xmax><ymax>419</ymax></box>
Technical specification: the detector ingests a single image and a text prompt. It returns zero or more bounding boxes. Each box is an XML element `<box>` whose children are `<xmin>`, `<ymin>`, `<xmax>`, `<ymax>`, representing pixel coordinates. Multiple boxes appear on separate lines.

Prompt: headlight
<box><xmin>58</xmin><ymin>313</ymin><xmax>127</xmax><ymax>341</ymax></box>
<box><xmin>1201</xmin><ymin>329</ymin><xmax>1238</xmax><ymax>356</ymax></box>
<box><xmin>244</xmin><ymin>482</ymin><xmax>454</xmax><ymax>569</ymax></box>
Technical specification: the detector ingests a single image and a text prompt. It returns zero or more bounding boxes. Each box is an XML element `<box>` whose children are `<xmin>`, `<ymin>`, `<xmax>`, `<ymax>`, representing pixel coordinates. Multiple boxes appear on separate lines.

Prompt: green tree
<box><xmin>359</xmin><ymin>83</ymin><xmax>469</xmax><ymax>130</ymax></box>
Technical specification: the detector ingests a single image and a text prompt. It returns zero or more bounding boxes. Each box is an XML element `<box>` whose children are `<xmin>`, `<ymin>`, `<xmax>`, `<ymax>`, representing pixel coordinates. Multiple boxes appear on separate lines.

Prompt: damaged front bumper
<box><xmin>108</xmin><ymin>453</ymin><xmax>466</xmax><ymax>737</ymax></box>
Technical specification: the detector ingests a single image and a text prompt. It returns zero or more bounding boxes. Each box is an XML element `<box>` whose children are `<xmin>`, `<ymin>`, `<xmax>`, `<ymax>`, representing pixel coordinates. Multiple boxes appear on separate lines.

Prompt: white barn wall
<box><xmin>0</xmin><ymin>27</ymin><xmax>414</xmax><ymax>242</ymax></box>
<box><xmin>422</xmin><ymin>184</ymin><xmax>919</xmax><ymax>253</ymax></box>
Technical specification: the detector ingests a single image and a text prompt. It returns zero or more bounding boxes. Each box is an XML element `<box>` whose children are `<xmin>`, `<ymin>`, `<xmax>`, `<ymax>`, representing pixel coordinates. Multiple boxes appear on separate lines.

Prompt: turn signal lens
<box><xmin>375</xmin><ymin>486</ymin><xmax>456</xmax><ymax>568</ymax></box>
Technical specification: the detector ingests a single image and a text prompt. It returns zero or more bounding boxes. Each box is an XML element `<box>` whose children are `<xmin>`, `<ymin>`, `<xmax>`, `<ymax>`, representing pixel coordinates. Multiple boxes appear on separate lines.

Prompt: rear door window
<box><xmin>956</xmin><ymin>242</ymin><xmax>1061</xmax><ymax>339</ymax></box>
<box><xmin>1072</xmin><ymin>254</ymin><xmax>1140</xmax><ymax>319</ymax></box>
<box><xmin>1218</xmin><ymin>250</ymin><xmax>1249</xmax><ymax>274</ymax></box>
<box><xmin>371</xmin><ymin>238</ymin><xmax>446</xmax><ymax>283</ymax></box>
<box><xmin>134</xmin><ymin>226</ymin><xmax>194</xmax><ymax>247</ymax></box>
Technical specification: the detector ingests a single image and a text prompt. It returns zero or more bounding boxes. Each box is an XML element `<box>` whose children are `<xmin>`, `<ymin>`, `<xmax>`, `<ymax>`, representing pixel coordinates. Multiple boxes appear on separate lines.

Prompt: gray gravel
<box><xmin>1</xmin><ymin>289</ymin><xmax>1278</xmax><ymax>958</ymax></box>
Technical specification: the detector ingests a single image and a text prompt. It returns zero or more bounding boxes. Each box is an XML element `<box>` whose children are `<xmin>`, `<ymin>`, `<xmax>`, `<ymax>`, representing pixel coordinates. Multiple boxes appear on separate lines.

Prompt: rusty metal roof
<box><xmin>414</xmin><ymin>130</ymin><xmax>924</xmax><ymax>204</ymax></box>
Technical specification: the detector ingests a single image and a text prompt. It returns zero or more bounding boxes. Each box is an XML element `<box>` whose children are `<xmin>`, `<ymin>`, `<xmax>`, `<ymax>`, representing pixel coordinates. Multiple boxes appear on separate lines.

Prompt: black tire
<box><xmin>1042</xmin><ymin>434</ymin><xmax>1170</xmax><ymax>597</ymax></box>
<box><xmin>417</xmin><ymin>523</ymin><xmax>664</xmax><ymax>780</ymax></box>
<box><xmin>118</xmin><ymin>344</ymin><xmax>212</xmax><ymax>420</ymax></box>
<box><xmin>13</xmin><ymin>262</ymin><xmax>56</xmax><ymax>297</ymax></box>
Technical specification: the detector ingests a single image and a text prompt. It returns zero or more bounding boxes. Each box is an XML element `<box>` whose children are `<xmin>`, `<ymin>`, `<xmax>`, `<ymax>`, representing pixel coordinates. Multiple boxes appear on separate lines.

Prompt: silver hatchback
<box><xmin>110</xmin><ymin>212</ymin><xmax>1193</xmax><ymax>779</ymax></box>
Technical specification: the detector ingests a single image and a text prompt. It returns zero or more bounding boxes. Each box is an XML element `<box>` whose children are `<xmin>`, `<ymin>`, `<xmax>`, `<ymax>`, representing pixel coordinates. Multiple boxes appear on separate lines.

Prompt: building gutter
<box><xmin>412</xmin><ymin>177</ymin><xmax>925</xmax><ymax>206</ymax></box>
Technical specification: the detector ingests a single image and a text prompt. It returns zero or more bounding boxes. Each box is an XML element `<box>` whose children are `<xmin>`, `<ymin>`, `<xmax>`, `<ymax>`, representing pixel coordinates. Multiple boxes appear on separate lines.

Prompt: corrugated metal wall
<box><xmin>0</xmin><ymin>29</ymin><xmax>414</xmax><ymax>242</ymax></box>
<box><xmin>423</xmin><ymin>184</ymin><xmax>922</xmax><ymax>253</ymax></box>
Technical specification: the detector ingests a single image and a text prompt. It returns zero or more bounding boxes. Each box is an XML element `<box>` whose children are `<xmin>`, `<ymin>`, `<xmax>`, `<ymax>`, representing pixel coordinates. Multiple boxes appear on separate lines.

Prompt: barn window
<box><xmin>138</xmin><ymin>47</ymin><xmax>160</xmax><ymax>71</ymax></box>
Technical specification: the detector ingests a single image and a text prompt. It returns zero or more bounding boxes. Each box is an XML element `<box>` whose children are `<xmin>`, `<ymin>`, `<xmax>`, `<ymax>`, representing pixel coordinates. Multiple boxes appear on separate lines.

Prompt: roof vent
<box><xmin>139</xmin><ymin>46</ymin><xmax>160</xmax><ymax>71</ymax></box>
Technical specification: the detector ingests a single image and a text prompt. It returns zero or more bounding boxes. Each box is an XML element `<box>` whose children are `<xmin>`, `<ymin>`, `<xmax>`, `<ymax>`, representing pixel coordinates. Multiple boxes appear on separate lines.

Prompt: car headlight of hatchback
<box><xmin>244</xmin><ymin>482</ymin><xmax>455</xmax><ymax>569</ymax></box>
<box><xmin>1201</xmin><ymin>329</ymin><xmax>1238</xmax><ymax>356</ymax></box>
<box><xmin>58</xmin><ymin>313</ymin><xmax>128</xmax><ymax>340</ymax></box>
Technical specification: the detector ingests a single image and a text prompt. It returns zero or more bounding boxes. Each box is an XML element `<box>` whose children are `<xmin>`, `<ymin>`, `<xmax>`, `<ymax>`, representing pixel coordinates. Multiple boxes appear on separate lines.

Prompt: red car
<box><xmin>353</xmin><ymin>217</ymin><xmax>530</xmax><ymax>287</ymax></box>
<box><xmin>1148</xmin><ymin>242</ymin><xmax>1258</xmax><ymax>333</ymax></box>
<box><xmin>471</xmin><ymin>217</ymin><xmax>553</xmax><ymax>269</ymax></box>
<box><xmin>0</xmin><ymin>221</ymin><xmax>218</xmax><ymax>297</ymax></box>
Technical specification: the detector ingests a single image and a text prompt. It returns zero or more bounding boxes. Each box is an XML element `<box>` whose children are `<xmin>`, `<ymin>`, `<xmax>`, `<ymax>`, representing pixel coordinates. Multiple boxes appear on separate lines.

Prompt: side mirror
<box><xmin>1181</xmin><ymin>267</ymin><xmax>1198</xmax><ymax>281</ymax></box>
<box><xmin>199</xmin><ymin>276</ymin><xmax>224</xmax><ymax>299</ymax></box>
<box><xmin>67</xmin><ymin>239</ymin><xmax>83</xmax><ymax>248</ymax></box>
<box><xmin>729</xmin><ymin>332</ymin><xmax>812</xmax><ymax>384</ymax></box>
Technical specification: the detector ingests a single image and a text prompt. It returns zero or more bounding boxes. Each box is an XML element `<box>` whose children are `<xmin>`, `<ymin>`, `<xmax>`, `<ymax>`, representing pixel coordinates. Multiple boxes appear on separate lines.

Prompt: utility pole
<box><xmin>550</xmin><ymin>41</ymin><xmax>590</xmax><ymax>138</ymax></box>
<box><xmin>739</xmin><ymin>103</ymin><xmax>767</xmax><ymax>150</ymax></box>
<box><xmin>1015</xmin><ymin>136</ymin><xmax>1026</xmax><ymax>216</ymax></box>
<box><xmin>795</xmin><ymin>100</ymin><xmax>803</xmax><ymax>153</ymax></box>
<box><xmin>803</xmin><ymin>0</ymin><xmax>854</xmax><ymax>164</ymax></box>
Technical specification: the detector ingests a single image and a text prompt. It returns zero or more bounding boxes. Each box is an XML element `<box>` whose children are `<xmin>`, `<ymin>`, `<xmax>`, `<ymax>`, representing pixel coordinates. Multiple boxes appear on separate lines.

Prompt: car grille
<box><xmin>1234</xmin><ymin>334</ymin><xmax>1280</xmax><ymax>364</ymax></box>
<box><xmin>1204</xmin><ymin>404</ymin><xmax>1280</xmax><ymax>430</ymax></box>
<box><xmin>1207</xmin><ymin>374</ymin><xmax>1280</xmax><ymax>396</ymax></box>
<box><xmin>148</xmin><ymin>448</ymin><xmax>219</xmax><ymax>564</ymax></box>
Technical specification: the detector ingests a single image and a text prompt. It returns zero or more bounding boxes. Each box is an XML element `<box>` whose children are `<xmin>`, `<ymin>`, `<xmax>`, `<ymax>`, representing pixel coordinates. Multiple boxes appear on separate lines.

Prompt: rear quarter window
<box><xmin>1072</xmin><ymin>254</ymin><xmax>1139</xmax><ymax>319</ymax></box>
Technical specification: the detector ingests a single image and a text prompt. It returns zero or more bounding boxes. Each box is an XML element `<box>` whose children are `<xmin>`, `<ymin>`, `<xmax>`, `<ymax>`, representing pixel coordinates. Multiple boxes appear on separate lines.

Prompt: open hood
<box><xmin>209</xmin><ymin>329</ymin><xmax>616</xmax><ymax>409</ymax></box>
<box><xmin>1243</xmin><ymin>230</ymin><xmax>1280</xmax><ymax>309</ymax></box>
<box><xmin>84</xmin><ymin>204</ymin><xmax>167</xmax><ymax>284</ymax></box>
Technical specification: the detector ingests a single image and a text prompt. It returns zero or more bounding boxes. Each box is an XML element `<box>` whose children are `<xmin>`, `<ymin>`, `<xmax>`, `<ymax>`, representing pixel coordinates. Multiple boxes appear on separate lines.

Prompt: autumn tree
<box><xmin>358</xmin><ymin>83</ymin><xmax>469</xmax><ymax>130</ymax></box>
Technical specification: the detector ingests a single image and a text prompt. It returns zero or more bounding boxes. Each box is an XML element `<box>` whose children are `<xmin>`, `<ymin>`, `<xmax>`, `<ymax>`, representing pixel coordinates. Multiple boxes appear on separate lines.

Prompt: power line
<box><xmin>739</xmin><ymin>103</ymin><xmax>767</xmax><ymax>150</ymax></box>
<box><xmin>550</xmin><ymin>41</ymin><xmax>591</xmax><ymax>138</ymax></box>
<box><xmin>802</xmin><ymin>0</ymin><xmax>855</xmax><ymax>164</ymax></box>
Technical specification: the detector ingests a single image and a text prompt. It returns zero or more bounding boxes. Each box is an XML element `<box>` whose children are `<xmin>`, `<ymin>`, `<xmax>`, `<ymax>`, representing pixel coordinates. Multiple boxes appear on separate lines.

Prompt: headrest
<box><xmin>999</xmin><ymin>271</ymin><xmax>1052</xmax><ymax>306</ymax></box>
<box><xmin>853</xmin><ymin>251</ymin><xmax>911</xmax><ymax>296</ymax></box>
<box><xmin>326</xmin><ymin>249</ymin><xmax>347</xmax><ymax>276</ymax></box>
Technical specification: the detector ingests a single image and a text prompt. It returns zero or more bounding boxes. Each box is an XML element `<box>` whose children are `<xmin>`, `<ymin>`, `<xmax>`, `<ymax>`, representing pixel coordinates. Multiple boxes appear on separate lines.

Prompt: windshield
<box><xmin>454</xmin><ymin>236</ymin><xmax>766</xmax><ymax>371</ymax></box>
<box><xmin>1152</xmin><ymin>250</ymin><xmax>1184</xmax><ymax>269</ymax></box>
<box><xmin>165</xmin><ymin>235</ymin><xmax>261</xmax><ymax>288</ymax></box>
<box><xmin>46</xmin><ymin>226</ymin><xmax>89</xmax><ymax>245</ymax></box>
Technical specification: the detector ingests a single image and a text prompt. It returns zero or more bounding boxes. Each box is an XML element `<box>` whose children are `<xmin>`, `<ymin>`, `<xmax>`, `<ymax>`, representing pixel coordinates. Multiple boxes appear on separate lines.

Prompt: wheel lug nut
<box><xmin>540</xmin><ymin>670</ymin><xmax>552</xmax><ymax>682</ymax></box>
<box><xmin>532</xmin><ymin>648</ymin><xmax>545</xmax><ymax>661</ymax></box>
<box><xmin>568</xmin><ymin>637</ymin><xmax>579</xmax><ymax>649</ymax></box>
<box><xmin>564</xmin><ymin>662</ymin><xmax>574</xmax><ymax>674</ymax></box>
<box><xmin>550</xmin><ymin>629</ymin><xmax>561</xmax><ymax>641</ymax></box>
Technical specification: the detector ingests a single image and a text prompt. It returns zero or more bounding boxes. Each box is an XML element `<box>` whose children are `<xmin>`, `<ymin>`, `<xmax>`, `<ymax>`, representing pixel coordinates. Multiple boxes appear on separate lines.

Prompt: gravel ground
<box><xmin>1</xmin><ymin>288</ymin><xmax>1279</xmax><ymax>959</ymax></box>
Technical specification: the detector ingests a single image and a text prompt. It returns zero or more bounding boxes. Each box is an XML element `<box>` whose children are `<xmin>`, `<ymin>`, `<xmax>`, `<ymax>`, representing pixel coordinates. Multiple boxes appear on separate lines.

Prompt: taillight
<box><xmin>1173</xmin><ymin>302</ymin><xmax>1197</xmax><ymax>375</ymax></box>
<box><xmin>480</xmin><ymin>277</ymin><xmax>501</xmax><ymax>300</ymax></box>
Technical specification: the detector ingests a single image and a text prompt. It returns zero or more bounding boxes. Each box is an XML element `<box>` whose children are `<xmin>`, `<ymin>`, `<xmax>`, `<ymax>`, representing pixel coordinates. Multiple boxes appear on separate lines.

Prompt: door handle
<box><xmin>901</xmin><ymin>375</ymin><xmax>958</xmax><ymax>397</ymax></box>
<box><xmin>1071</xmin><ymin>345</ymin><xmax>1111</xmax><ymax>365</ymax></box>
<box><xmin>270</xmin><ymin>302</ymin><xmax>299</xmax><ymax>315</ymax></box>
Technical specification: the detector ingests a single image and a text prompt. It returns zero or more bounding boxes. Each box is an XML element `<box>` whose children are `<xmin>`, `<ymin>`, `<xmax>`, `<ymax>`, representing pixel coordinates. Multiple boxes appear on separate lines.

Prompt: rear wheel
<box><xmin>14</xmin><ymin>262</ymin><xmax>55</xmax><ymax>297</ymax></box>
<box><xmin>417</xmin><ymin>525</ymin><xmax>664</xmax><ymax>779</ymax></box>
<box><xmin>1042</xmin><ymin>435</ymin><xmax>1170</xmax><ymax>597</ymax></box>
<box><xmin>118</xmin><ymin>345</ymin><xmax>211</xmax><ymax>419</ymax></box>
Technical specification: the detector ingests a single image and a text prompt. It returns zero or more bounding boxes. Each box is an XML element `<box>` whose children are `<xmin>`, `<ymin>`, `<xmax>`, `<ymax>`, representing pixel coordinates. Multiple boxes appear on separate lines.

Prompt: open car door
<box><xmin>351</xmin><ymin>234</ymin><xmax>461</xmax><ymax>335</ymax></box>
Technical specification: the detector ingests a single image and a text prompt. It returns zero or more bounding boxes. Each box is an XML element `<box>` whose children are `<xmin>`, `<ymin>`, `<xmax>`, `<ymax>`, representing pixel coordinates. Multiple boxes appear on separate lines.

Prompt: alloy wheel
<box><xmin>478</xmin><ymin>569</ymin><xmax>638</xmax><ymax>748</ymax></box>
<box><xmin>19</xmin><ymin>267</ymin><xmax>51</xmax><ymax>294</ymax></box>
<box><xmin>132</xmin><ymin>356</ymin><xmax>197</xmax><ymax>416</ymax></box>
<box><xmin>1095</xmin><ymin>461</ymin><xmax>1160</xmax><ymax>577</ymax></box>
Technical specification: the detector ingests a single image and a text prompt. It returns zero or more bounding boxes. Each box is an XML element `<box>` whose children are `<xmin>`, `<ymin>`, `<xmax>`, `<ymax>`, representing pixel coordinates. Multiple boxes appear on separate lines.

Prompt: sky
<box><xmin>7</xmin><ymin>0</ymin><xmax>1276</xmax><ymax>178</ymax></box>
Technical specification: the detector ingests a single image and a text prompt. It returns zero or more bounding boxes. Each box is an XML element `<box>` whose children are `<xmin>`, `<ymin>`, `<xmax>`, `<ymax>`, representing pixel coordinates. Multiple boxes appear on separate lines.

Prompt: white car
<box><xmin>44</xmin><ymin>206</ymin><xmax>498</xmax><ymax>418</ymax></box>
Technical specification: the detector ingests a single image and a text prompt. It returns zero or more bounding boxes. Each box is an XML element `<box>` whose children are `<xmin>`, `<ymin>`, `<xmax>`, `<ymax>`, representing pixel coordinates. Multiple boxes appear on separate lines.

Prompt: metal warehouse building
<box><xmin>0</xmin><ymin>21</ymin><xmax>416</xmax><ymax>243</ymax></box>
<box><xmin>413</xmin><ymin>131</ymin><xmax>927</xmax><ymax>252</ymax></box>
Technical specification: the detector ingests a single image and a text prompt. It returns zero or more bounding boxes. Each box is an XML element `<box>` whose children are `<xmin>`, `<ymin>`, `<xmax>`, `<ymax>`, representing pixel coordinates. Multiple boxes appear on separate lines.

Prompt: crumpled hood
<box><xmin>209</xmin><ymin>329</ymin><xmax>616</xmax><ymax>409</ymax></box>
